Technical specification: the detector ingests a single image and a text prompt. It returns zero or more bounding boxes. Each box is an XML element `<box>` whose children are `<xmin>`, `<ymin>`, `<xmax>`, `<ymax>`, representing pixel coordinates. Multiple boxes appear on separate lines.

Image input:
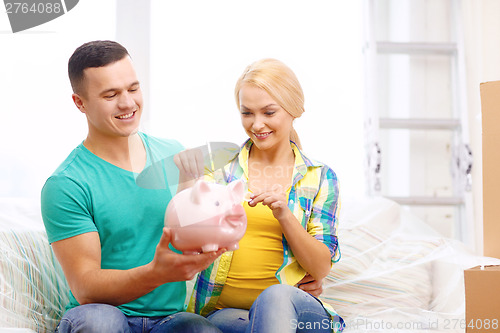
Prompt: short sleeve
<box><xmin>307</xmin><ymin>166</ymin><xmax>340</xmax><ymax>263</ymax></box>
<box><xmin>41</xmin><ymin>175</ymin><xmax>97</xmax><ymax>244</ymax></box>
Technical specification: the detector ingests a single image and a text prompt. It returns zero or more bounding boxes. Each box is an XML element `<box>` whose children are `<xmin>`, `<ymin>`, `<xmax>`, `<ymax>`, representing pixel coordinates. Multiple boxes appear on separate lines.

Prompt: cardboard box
<box><xmin>464</xmin><ymin>266</ymin><xmax>500</xmax><ymax>332</ymax></box>
<box><xmin>464</xmin><ymin>81</ymin><xmax>500</xmax><ymax>332</ymax></box>
<box><xmin>480</xmin><ymin>81</ymin><xmax>500</xmax><ymax>258</ymax></box>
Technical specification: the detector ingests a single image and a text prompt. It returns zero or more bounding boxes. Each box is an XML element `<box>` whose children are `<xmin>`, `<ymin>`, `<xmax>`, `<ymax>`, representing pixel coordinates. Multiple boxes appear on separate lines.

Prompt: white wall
<box><xmin>0</xmin><ymin>1</ymin><xmax>497</xmax><ymax>254</ymax></box>
<box><xmin>1</xmin><ymin>0</ymin><xmax>496</xmax><ymax>237</ymax></box>
<box><xmin>0</xmin><ymin>0</ymin><xmax>116</xmax><ymax>198</ymax></box>
<box><xmin>0</xmin><ymin>1</ymin><xmax>365</xmax><ymax>200</ymax></box>
<box><xmin>148</xmin><ymin>0</ymin><xmax>365</xmax><ymax>198</ymax></box>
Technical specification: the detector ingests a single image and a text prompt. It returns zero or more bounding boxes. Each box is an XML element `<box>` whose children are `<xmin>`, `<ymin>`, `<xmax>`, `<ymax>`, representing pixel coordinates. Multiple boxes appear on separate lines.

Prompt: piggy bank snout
<box><xmin>222</xmin><ymin>204</ymin><xmax>246</xmax><ymax>226</ymax></box>
<box><xmin>227</xmin><ymin>204</ymin><xmax>245</xmax><ymax>218</ymax></box>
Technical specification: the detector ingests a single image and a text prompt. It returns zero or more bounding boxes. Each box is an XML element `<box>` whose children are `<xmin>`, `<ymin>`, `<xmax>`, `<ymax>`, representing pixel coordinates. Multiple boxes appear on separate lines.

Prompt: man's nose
<box><xmin>118</xmin><ymin>91</ymin><xmax>136</xmax><ymax>109</ymax></box>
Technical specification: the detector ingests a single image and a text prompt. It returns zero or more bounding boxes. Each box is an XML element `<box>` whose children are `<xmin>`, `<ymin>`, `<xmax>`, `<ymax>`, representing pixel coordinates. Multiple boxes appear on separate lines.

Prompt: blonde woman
<box><xmin>187</xmin><ymin>59</ymin><xmax>343</xmax><ymax>333</ymax></box>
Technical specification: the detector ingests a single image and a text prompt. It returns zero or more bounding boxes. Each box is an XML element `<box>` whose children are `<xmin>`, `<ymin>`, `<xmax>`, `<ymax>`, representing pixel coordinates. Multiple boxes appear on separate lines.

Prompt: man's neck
<box><xmin>83</xmin><ymin>132</ymin><xmax>146</xmax><ymax>173</ymax></box>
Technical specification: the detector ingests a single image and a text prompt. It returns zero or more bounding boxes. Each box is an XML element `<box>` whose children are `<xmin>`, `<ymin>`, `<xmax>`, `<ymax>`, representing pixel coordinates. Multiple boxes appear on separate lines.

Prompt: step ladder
<box><xmin>362</xmin><ymin>0</ymin><xmax>474</xmax><ymax>246</ymax></box>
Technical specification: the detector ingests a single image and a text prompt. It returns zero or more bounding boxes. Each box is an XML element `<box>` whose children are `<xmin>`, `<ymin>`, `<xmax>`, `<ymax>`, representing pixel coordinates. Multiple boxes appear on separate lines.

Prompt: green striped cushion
<box><xmin>1</xmin><ymin>228</ymin><xmax>69</xmax><ymax>332</ymax></box>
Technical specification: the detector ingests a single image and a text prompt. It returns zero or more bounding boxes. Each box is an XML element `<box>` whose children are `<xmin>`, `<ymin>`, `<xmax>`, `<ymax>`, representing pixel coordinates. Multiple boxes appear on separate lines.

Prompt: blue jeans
<box><xmin>56</xmin><ymin>303</ymin><xmax>222</xmax><ymax>333</ymax></box>
<box><xmin>206</xmin><ymin>284</ymin><xmax>343</xmax><ymax>333</ymax></box>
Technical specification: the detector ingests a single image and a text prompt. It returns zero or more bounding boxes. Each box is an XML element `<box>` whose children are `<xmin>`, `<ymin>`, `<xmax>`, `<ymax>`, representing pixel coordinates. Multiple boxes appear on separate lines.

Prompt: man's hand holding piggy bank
<box><xmin>165</xmin><ymin>180</ymin><xmax>247</xmax><ymax>254</ymax></box>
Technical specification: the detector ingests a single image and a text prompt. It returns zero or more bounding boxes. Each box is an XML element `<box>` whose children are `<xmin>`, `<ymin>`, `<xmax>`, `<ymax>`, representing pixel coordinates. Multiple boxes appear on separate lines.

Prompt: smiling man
<box><xmin>41</xmin><ymin>40</ymin><xmax>223</xmax><ymax>333</ymax></box>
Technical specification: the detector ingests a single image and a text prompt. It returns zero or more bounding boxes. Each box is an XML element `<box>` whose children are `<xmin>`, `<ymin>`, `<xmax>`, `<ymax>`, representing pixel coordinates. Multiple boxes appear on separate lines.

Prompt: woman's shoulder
<box><xmin>294</xmin><ymin>145</ymin><xmax>337</xmax><ymax>176</ymax></box>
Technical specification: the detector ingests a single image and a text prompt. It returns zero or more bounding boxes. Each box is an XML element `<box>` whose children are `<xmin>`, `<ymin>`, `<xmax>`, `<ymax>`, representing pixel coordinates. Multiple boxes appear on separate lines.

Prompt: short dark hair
<box><xmin>68</xmin><ymin>40</ymin><xmax>130</xmax><ymax>95</ymax></box>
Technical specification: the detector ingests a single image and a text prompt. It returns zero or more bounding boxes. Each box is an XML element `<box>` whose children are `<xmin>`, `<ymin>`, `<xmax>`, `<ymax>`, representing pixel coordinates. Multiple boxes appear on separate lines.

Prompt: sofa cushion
<box><xmin>321</xmin><ymin>197</ymin><xmax>437</xmax><ymax>320</ymax></box>
<box><xmin>0</xmin><ymin>198</ymin><xmax>69</xmax><ymax>332</ymax></box>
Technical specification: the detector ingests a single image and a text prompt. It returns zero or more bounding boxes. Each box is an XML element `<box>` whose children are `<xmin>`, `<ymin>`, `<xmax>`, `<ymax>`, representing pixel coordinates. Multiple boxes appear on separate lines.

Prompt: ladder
<box><xmin>362</xmin><ymin>0</ymin><xmax>474</xmax><ymax>246</ymax></box>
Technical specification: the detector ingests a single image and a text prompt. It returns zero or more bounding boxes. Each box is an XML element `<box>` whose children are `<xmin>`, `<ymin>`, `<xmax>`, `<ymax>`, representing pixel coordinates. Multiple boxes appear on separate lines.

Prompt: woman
<box><xmin>187</xmin><ymin>58</ymin><xmax>343</xmax><ymax>333</ymax></box>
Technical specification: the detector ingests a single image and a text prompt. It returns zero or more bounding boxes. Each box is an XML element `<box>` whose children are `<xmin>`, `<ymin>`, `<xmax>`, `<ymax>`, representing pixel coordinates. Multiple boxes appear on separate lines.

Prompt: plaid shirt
<box><xmin>187</xmin><ymin>140</ymin><xmax>341</xmax><ymax>319</ymax></box>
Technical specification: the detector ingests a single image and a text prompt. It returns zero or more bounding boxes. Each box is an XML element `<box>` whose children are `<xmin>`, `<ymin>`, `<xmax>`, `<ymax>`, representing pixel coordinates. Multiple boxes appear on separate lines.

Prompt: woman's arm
<box><xmin>296</xmin><ymin>273</ymin><xmax>323</xmax><ymax>297</ymax></box>
<box><xmin>248</xmin><ymin>185</ymin><xmax>332</xmax><ymax>281</ymax></box>
<box><xmin>249</xmin><ymin>166</ymin><xmax>340</xmax><ymax>281</ymax></box>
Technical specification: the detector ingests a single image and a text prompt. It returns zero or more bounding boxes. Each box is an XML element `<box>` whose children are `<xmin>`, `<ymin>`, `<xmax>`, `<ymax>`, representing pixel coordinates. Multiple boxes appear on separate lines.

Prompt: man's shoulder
<box><xmin>141</xmin><ymin>132</ymin><xmax>184</xmax><ymax>153</ymax></box>
<box><xmin>42</xmin><ymin>145</ymin><xmax>90</xmax><ymax>196</ymax></box>
<box><xmin>49</xmin><ymin>144</ymin><xmax>89</xmax><ymax>179</ymax></box>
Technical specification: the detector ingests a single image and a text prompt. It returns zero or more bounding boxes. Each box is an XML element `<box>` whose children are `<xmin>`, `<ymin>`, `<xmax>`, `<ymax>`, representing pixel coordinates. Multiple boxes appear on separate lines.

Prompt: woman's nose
<box><xmin>252</xmin><ymin>115</ymin><xmax>265</xmax><ymax>131</ymax></box>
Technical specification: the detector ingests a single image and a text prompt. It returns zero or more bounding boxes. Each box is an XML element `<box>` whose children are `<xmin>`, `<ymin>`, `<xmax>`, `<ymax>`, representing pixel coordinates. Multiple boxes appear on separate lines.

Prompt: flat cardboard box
<box><xmin>464</xmin><ymin>265</ymin><xmax>500</xmax><ymax>332</ymax></box>
<box><xmin>480</xmin><ymin>81</ymin><xmax>500</xmax><ymax>258</ymax></box>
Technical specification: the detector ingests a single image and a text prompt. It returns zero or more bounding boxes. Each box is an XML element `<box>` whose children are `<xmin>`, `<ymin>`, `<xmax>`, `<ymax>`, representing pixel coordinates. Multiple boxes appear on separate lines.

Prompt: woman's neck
<box><xmin>247</xmin><ymin>140</ymin><xmax>296</xmax><ymax>193</ymax></box>
<box><xmin>249</xmin><ymin>140</ymin><xmax>295</xmax><ymax>166</ymax></box>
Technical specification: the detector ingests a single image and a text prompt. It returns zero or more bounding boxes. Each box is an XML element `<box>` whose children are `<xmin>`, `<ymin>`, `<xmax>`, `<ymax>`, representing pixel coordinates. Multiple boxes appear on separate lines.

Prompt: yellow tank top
<box><xmin>215</xmin><ymin>200</ymin><xmax>284</xmax><ymax>310</ymax></box>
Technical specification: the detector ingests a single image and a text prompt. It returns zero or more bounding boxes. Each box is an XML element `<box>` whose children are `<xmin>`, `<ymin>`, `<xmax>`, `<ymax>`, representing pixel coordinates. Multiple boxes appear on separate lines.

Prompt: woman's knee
<box><xmin>257</xmin><ymin>284</ymin><xmax>323</xmax><ymax>310</ymax></box>
<box><xmin>57</xmin><ymin>304</ymin><xmax>129</xmax><ymax>333</ymax></box>
<box><xmin>257</xmin><ymin>284</ymin><xmax>298</xmax><ymax>303</ymax></box>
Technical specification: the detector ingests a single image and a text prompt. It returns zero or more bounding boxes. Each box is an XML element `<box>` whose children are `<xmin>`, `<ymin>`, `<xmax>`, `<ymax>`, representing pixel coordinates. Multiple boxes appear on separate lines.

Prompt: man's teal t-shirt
<box><xmin>41</xmin><ymin>133</ymin><xmax>185</xmax><ymax>317</ymax></box>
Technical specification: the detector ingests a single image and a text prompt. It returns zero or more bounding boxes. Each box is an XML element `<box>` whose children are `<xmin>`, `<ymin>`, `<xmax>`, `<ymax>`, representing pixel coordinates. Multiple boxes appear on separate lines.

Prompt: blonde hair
<box><xmin>235</xmin><ymin>58</ymin><xmax>304</xmax><ymax>149</ymax></box>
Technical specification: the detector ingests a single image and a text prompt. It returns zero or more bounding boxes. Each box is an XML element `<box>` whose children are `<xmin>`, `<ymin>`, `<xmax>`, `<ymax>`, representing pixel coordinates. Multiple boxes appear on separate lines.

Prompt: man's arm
<box><xmin>174</xmin><ymin>148</ymin><xmax>205</xmax><ymax>193</ymax></box>
<box><xmin>52</xmin><ymin>228</ymin><xmax>223</xmax><ymax>306</ymax></box>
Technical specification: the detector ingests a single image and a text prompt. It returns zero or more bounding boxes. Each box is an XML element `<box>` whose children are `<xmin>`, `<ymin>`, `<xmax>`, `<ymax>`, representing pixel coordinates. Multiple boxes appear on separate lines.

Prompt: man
<box><xmin>41</xmin><ymin>40</ymin><xmax>223</xmax><ymax>332</ymax></box>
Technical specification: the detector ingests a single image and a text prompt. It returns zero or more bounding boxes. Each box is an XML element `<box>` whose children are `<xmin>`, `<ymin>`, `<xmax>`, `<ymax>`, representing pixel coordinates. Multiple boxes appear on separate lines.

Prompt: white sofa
<box><xmin>1</xmin><ymin>196</ymin><xmax>498</xmax><ymax>332</ymax></box>
<box><xmin>322</xmin><ymin>197</ymin><xmax>500</xmax><ymax>332</ymax></box>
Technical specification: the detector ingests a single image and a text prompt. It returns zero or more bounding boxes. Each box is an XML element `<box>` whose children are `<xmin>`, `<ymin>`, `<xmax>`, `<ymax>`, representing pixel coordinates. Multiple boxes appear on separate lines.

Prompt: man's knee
<box><xmin>159</xmin><ymin>312</ymin><xmax>222</xmax><ymax>333</ymax></box>
<box><xmin>57</xmin><ymin>304</ymin><xmax>129</xmax><ymax>333</ymax></box>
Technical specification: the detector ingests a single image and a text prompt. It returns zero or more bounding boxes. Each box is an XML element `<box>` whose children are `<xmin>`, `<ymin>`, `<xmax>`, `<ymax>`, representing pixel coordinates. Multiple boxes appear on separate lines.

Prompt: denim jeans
<box><xmin>56</xmin><ymin>303</ymin><xmax>222</xmax><ymax>333</ymax></box>
<box><xmin>206</xmin><ymin>284</ymin><xmax>343</xmax><ymax>333</ymax></box>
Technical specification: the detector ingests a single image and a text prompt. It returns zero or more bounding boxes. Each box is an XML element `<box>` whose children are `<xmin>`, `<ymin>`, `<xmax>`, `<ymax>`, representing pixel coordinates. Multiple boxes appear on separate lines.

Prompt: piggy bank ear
<box><xmin>227</xmin><ymin>180</ymin><xmax>245</xmax><ymax>202</ymax></box>
<box><xmin>190</xmin><ymin>180</ymin><xmax>211</xmax><ymax>204</ymax></box>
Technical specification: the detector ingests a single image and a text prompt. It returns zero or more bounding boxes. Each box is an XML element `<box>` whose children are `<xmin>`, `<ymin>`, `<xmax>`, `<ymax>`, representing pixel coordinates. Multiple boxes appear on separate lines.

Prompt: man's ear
<box><xmin>72</xmin><ymin>93</ymin><xmax>85</xmax><ymax>113</ymax></box>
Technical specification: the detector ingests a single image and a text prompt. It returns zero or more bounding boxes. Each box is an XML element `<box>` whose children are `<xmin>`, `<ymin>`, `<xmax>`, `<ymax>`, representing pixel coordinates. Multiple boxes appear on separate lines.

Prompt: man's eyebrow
<box><xmin>99</xmin><ymin>87</ymin><xmax>118</xmax><ymax>96</ymax></box>
<box><xmin>99</xmin><ymin>81</ymin><xmax>140</xmax><ymax>95</ymax></box>
<box><xmin>129</xmin><ymin>81</ymin><xmax>140</xmax><ymax>88</ymax></box>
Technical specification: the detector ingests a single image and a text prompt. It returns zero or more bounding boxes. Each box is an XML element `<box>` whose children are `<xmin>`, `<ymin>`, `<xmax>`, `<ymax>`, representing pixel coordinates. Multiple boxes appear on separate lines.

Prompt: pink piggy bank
<box><xmin>165</xmin><ymin>179</ymin><xmax>247</xmax><ymax>254</ymax></box>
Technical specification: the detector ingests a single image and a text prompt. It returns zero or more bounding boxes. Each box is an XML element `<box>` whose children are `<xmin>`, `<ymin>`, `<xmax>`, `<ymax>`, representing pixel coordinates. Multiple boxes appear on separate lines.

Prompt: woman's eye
<box><xmin>265</xmin><ymin>111</ymin><xmax>276</xmax><ymax>116</ymax></box>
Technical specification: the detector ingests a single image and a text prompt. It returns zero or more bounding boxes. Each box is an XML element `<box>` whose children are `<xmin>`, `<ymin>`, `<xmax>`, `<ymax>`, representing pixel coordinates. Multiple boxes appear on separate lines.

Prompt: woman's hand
<box><xmin>296</xmin><ymin>273</ymin><xmax>323</xmax><ymax>297</ymax></box>
<box><xmin>248</xmin><ymin>184</ymin><xmax>291</xmax><ymax>221</ymax></box>
<box><xmin>249</xmin><ymin>183</ymin><xmax>332</xmax><ymax>281</ymax></box>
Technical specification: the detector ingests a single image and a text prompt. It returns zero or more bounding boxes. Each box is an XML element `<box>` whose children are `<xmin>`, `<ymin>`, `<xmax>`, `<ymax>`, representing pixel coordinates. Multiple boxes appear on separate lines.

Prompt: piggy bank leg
<box><xmin>183</xmin><ymin>250</ymin><xmax>201</xmax><ymax>255</ymax></box>
<box><xmin>201</xmin><ymin>244</ymin><xmax>218</xmax><ymax>252</ymax></box>
<box><xmin>227</xmin><ymin>243</ymin><xmax>239</xmax><ymax>251</ymax></box>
